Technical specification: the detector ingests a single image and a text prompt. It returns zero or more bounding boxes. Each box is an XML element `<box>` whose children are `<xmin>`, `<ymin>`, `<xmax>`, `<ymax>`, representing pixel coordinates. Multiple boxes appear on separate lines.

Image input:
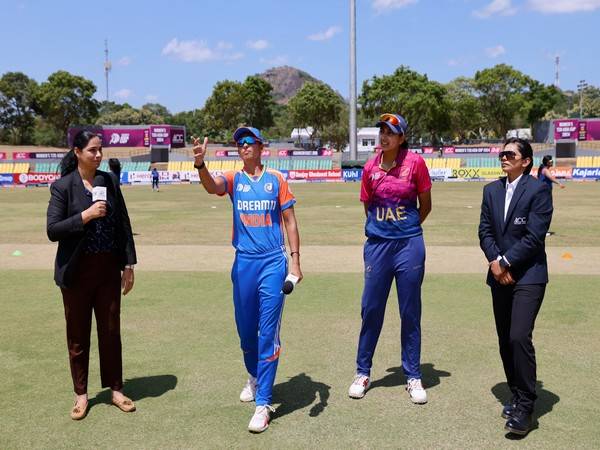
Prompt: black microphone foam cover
<box><xmin>93</xmin><ymin>175</ymin><xmax>105</xmax><ymax>187</ymax></box>
<box><xmin>282</xmin><ymin>280</ymin><xmax>294</xmax><ymax>295</ymax></box>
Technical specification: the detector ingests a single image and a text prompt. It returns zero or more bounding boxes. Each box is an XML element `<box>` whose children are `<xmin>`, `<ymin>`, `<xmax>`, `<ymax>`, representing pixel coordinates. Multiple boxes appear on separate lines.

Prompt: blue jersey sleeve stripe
<box><xmin>281</xmin><ymin>198</ymin><xmax>296</xmax><ymax>211</ymax></box>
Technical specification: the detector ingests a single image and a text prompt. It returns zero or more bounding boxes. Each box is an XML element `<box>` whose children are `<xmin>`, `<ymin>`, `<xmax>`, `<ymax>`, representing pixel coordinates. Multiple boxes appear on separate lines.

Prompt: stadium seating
<box><xmin>423</xmin><ymin>158</ymin><xmax>461</xmax><ymax>169</ymax></box>
<box><xmin>576</xmin><ymin>156</ymin><xmax>600</xmax><ymax>167</ymax></box>
<box><xmin>0</xmin><ymin>163</ymin><xmax>30</xmax><ymax>173</ymax></box>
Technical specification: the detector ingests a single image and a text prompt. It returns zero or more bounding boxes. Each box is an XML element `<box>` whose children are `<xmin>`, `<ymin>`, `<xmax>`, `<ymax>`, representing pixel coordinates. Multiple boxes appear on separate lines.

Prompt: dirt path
<box><xmin>1</xmin><ymin>244</ymin><xmax>598</xmax><ymax>274</ymax></box>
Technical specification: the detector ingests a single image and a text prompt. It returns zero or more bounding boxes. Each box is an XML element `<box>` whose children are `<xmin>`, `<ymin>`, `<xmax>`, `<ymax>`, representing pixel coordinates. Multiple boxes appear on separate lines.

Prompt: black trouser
<box><xmin>60</xmin><ymin>253</ymin><xmax>123</xmax><ymax>395</ymax></box>
<box><xmin>491</xmin><ymin>283</ymin><xmax>545</xmax><ymax>414</ymax></box>
<box><xmin>152</xmin><ymin>179</ymin><xmax>159</xmax><ymax>189</ymax></box>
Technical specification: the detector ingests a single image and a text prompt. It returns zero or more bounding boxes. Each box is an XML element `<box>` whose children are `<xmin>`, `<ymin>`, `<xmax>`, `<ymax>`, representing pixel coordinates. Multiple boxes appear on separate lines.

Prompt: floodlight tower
<box><xmin>104</xmin><ymin>39</ymin><xmax>112</xmax><ymax>102</ymax></box>
<box><xmin>554</xmin><ymin>55</ymin><xmax>560</xmax><ymax>88</ymax></box>
<box><xmin>577</xmin><ymin>80</ymin><xmax>588</xmax><ymax>118</ymax></box>
<box><xmin>349</xmin><ymin>0</ymin><xmax>357</xmax><ymax>160</ymax></box>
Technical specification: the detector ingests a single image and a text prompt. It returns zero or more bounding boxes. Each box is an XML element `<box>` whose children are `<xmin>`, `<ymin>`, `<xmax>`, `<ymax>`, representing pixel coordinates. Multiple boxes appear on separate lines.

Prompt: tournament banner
<box><xmin>554</xmin><ymin>120</ymin><xmax>578</xmax><ymax>140</ymax></box>
<box><xmin>287</xmin><ymin>169</ymin><xmax>342</xmax><ymax>182</ymax></box>
<box><xmin>572</xmin><ymin>167</ymin><xmax>600</xmax><ymax>180</ymax></box>
<box><xmin>453</xmin><ymin>146</ymin><xmax>501</xmax><ymax>154</ymax></box>
<box><xmin>278</xmin><ymin>149</ymin><xmax>333</xmax><ymax>157</ymax></box>
<box><xmin>0</xmin><ymin>174</ymin><xmax>14</xmax><ymax>185</ymax></box>
<box><xmin>31</xmin><ymin>152</ymin><xmax>67</xmax><ymax>159</ymax></box>
<box><xmin>428</xmin><ymin>168</ymin><xmax>452</xmax><ymax>180</ymax></box>
<box><xmin>451</xmin><ymin>167</ymin><xmax>504</xmax><ymax>179</ymax></box>
<box><xmin>530</xmin><ymin>167</ymin><xmax>572</xmax><ymax>179</ymax></box>
<box><xmin>13</xmin><ymin>172</ymin><xmax>61</xmax><ymax>185</ymax></box>
<box><xmin>342</xmin><ymin>169</ymin><xmax>362</xmax><ymax>182</ymax></box>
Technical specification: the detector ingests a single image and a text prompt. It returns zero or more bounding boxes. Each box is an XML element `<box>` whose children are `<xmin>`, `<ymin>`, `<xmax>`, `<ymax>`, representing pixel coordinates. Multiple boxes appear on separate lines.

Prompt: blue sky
<box><xmin>2</xmin><ymin>0</ymin><xmax>598</xmax><ymax>113</ymax></box>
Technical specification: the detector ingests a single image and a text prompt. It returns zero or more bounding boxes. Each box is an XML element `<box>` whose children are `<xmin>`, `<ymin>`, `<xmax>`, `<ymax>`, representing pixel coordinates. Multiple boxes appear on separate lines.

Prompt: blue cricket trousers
<box><xmin>231</xmin><ymin>248</ymin><xmax>287</xmax><ymax>406</ymax></box>
<box><xmin>356</xmin><ymin>235</ymin><xmax>425</xmax><ymax>380</ymax></box>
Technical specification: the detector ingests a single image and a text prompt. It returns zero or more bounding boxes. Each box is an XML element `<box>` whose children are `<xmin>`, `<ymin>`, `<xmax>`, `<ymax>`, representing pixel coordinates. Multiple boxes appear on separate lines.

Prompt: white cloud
<box><xmin>247</xmin><ymin>39</ymin><xmax>269</xmax><ymax>50</ymax></box>
<box><xmin>485</xmin><ymin>45</ymin><xmax>506</xmax><ymax>58</ymax></box>
<box><xmin>307</xmin><ymin>26</ymin><xmax>342</xmax><ymax>41</ymax></box>
<box><xmin>372</xmin><ymin>0</ymin><xmax>418</xmax><ymax>13</ymax></box>
<box><xmin>473</xmin><ymin>0</ymin><xmax>517</xmax><ymax>18</ymax></box>
<box><xmin>161</xmin><ymin>38</ymin><xmax>243</xmax><ymax>62</ymax></box>
<box><xmin>260</xmin><ymin>55</ymin><xmax>289</xmax><ymax>66</ymax></box>
<box><xmin>528</xmin><ymin>0</ymin><xmax>600</xmax><ymax>13</ymax></box>
<box><xmin>117</xmin><ymin>56</ymin><xmax>131</xmax><ymax>66</ymax></box>
<box><xmin>114</xmin><ymin>89</ymin><xmax>132</xmax><ymax>99</ymax></box>
<box><xmin>145</xmin><ymin>94</ymin><xmax>158</xmax><ymax>102</ymax></box>
<box><xmin>447</xmin><ymin>59</ymin><xmax>460</xmax><ymax>67</ymax></box>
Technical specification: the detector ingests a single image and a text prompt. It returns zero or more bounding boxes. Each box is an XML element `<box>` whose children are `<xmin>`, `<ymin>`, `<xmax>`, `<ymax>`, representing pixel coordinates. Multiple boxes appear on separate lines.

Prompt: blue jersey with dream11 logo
<box><xmin>218</xmin><ymin>169</ymin><xmax>296</xmax><ymax>254</ymax></box>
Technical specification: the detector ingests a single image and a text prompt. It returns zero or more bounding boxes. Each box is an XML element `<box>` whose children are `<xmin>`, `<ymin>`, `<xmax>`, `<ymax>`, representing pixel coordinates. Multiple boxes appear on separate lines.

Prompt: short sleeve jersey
<box><xmin>219</xmin><ymin>169</ymin><xmax>296</xmax><ymax>254</ymax></box>
<box><xmin>360</xmin><ymin>149</ymin><xmax>432</xmax><ymax>239</ymax></box>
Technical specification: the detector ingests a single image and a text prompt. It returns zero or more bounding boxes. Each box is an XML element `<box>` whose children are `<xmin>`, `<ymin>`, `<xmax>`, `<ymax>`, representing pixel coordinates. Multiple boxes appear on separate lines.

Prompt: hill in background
<box><xmin>257</xmin><ymin>65</ymin><xmax>330</xmax><ymax>105</ymax></box>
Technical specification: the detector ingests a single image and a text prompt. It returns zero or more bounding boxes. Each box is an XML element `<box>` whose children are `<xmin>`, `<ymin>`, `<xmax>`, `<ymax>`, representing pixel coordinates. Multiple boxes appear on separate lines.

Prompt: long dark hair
<box><xmin>60</xmin><ymin>130</ymin><xmax>99</xmax><ymax>176</ymax></box>
<box><xmin>503</xmin><ymin>137</ymin><xmax>533</xmax><ymax>175</ymax></box>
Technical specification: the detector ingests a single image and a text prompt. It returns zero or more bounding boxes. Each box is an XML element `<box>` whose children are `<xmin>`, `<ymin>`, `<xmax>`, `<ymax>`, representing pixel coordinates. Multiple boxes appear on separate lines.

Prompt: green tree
<box><xmin>0</xmin><ymin>72</ymin><xmax>38</xmax><ymax>144</ymax></box>
<box><xmin>241</xmin><ymin>76</ymin><xmax>274</xmax><ymax>130</ymax></box>
<box><xmin>523</xmin><ymin>81</ymin><xmax>565</xmax><ymax>127</ymax></box>
<box><xmin>202</xmin><ymin>80</ymin><xmax>245</xmax><ymax>139</ymax></box>
<box><xmin>141</xmin><ymin>103</ymin><xmax>171</xmax><ymax>122</ymax></box>
<box><xmin>570</xmin><ymin>85</ymin><xmax>600</xmax><ymax>118</ymax></box>
<box><xmin>321</xmin><ymin>105</ymin><xmax>350</xmax><ymax>151</ymax></box>
<box><xmin>288</xmin><ymin>82</ymin><xmax>343</xmax><ymax>143</ymax></box>
<box><xmin>359</xmin><ymin>66</ymin><xmax>450</xmax><ymax>144</ymax></box>
<box><xmin>168</xmin><ymin>109</ymin><xmax>205</xmax><ymax>141</ymax></box>
<box><xmin>263</xmin><ymin>104</ymin><xmax>293</xmax><ymax>141</ymax></box>
<box><xmin>445</xmin><ymin>77</ymin><xmax>482</xmax><ymax>142</ymax></box>
<box><xmin>36</xmin><ymin>70</ymin><xmax>98</xmax><ymax>144</ymax></box>
<box><xmin>473</xmin><ymin>64</ymin><xmax>531</xmax><ymax>138</ymax></box>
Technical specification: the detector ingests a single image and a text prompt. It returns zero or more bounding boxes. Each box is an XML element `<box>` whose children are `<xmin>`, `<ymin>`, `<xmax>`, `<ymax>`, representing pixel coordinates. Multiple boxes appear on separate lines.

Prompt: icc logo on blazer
<box><xmin>514</xmin><ymin>217</ymin><xmax>527</xmax><ymax>225</ymax></box>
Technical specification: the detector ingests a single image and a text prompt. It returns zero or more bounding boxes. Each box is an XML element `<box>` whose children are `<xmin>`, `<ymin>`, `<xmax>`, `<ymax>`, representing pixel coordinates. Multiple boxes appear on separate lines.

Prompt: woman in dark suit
<box><xmin>47</xmin><ymin>130</ymin><xmax>137</xmax><ymax>420</ymax></box>
<box><xmin>478</xmin><ymin>138</ymin><xmax>553</xmax><ymax>436</ymax></box>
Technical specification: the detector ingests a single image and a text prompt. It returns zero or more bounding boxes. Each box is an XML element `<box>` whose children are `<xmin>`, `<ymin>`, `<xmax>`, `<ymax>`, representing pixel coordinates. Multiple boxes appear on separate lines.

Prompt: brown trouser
<box><xmin>60</xmin><ymin>252</ymin><xmax>123</xmax><ymax>395</ymax></box>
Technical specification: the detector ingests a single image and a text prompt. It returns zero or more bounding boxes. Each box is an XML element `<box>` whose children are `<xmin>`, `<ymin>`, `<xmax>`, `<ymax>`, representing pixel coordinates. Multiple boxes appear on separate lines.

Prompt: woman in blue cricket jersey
<box><xmin>192</xmin><ymin>127</ymin><xmax>302</xmax><ymax>433</ymax></box>
<box><xmin>348</xmin><ymin>113</ymin><xmax>432</xmax><ymax>404</ymax></box>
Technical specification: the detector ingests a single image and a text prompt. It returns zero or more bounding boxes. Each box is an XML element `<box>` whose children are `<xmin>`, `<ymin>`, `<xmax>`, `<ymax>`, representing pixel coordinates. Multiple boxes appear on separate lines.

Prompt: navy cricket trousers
<box><xmin>356</xmin><ymin>235</ymin><xmax>425</xmax><ymax>380</ymax></box>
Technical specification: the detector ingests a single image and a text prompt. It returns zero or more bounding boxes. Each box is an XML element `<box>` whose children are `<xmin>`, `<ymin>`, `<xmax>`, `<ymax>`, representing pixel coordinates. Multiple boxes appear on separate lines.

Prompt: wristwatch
<box><xmin>194</xmin><ymin>161</ymin><xmax>206</xmax><ymax>170</ymax></box>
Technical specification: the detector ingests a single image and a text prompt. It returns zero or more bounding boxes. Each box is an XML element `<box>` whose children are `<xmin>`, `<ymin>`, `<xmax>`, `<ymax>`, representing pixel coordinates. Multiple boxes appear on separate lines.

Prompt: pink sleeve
<box><xmin>414</xmin><ymin>157</ymin><xmax>432</xmax><ymax>194</ymax></box>
<box><xmin>360</xmin><ymin>163</ymin><xmax>372</xmax><ymax>203</ymax></box>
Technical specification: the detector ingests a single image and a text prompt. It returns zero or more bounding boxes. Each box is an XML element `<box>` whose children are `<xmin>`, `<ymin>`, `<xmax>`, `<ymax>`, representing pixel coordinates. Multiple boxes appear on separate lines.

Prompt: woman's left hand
<box><xmin>122</xmin><ymin>268</ymin><xmax>135</xmax><ymax>295</ymax></box>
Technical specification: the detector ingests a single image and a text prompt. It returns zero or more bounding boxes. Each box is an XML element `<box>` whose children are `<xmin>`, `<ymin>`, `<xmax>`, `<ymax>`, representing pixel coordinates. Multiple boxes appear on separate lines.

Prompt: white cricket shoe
<box><xmin>406</xmin><ymin>378</ymin><xmax>427</xmax><ymax>404</ymax></box>
<box><xmin>248</xmin><ymin>405</ymin><xmax>275</xmax><ymax>433</ymax></box>
<box><xmin>239</xmin><ymin>376</ymin><xmax>257</xmax><ymax>402</ymax></box>
<box><xmin>348</xmin><ymin>374</ymin><xmax>371</xmax><ymax>399</ymax></box>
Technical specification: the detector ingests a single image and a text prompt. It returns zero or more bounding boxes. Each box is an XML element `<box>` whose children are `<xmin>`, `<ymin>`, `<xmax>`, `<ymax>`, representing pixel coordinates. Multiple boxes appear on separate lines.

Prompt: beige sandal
<box><xmin>70</xmin><ymin>401</ymin><xmax>88</xmax><ymax>420</ymax></box>
<box><xmin>112</xmin><ymin>395</ymin><xmax>136</xmax><ymax>413</ymax></box>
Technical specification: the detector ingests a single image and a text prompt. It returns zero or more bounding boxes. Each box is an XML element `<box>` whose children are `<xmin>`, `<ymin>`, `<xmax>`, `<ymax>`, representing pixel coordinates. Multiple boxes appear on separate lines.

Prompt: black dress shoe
<box><xmin>505</xmin><ymin>411</ymin><xmax>532</xmax><ymax>436</ymax></box>
<box><xmin>501</xmin><ymin>403</ymin><xmax>516</xmax><ymax>419</ymax></box>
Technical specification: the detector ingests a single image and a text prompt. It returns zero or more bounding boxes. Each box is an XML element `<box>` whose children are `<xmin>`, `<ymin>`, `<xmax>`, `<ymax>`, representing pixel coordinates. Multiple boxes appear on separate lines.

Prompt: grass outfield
<box><xmin>1</xmin><ymin>181</ymin><xmax>600</xmax><ymax>246</ymax></box>
<box><xmin>1</xmin><ymin>271</ymin><xmax>599</xmax><ymax>449</ymax></box>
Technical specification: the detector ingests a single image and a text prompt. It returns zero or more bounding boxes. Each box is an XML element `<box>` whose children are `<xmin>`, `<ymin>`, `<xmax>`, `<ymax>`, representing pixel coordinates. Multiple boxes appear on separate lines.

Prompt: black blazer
<box><xmin>47</xmin><ymin>170</ymin><xmax>137</xmax><ymax>288</ymax></box>
<box><xmin>478</xmin><ymin>174</ymin><xmax>553</xmax><ymax>286</ymax></box>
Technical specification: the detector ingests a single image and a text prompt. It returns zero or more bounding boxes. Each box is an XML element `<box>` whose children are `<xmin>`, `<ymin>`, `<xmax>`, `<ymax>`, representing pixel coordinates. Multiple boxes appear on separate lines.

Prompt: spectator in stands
<box><xmin>478</xmin><ymin>137</ymin><xmax>553</xmax><ymax>436</ymax></box>
<box><xmin>191</xmin><ymin>127</ymin><xmax>302</xmax><ymax>433</ymax></box>
<box><xmin>108</xmin><ymin>158</ymin><xmax>121</xmax><ymax>185</ymax></box>
<box><xmin>47</xmin><ymin>130</ymin><xmax>137</xmax><ymax>420</ymax></box>
<box><xmin>348</xmin><ymin>113</ymin><xmax>432</xmax><ymax>405</ymax></box>
<box><xmin>537</xmin><ymin>155</ymin><xmax>565</xmax><ymax>190</ymax></box>
<box><xmin>151</xmin><ymin>167</ymin><xmax>160</xmax><ymax>191</ymax></box>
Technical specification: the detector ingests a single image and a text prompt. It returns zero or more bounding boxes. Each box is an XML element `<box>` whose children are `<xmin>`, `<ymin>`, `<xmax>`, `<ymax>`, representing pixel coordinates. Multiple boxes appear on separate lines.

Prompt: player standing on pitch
<box><xmin>348</xmin><ymin>113</ymin><xmax>432</xmax><ymax>404</ymax></box>
<box><xmin>192</xmin><ymin>127</ymin><xmax>303</xmax><ymax>433</ymax></box>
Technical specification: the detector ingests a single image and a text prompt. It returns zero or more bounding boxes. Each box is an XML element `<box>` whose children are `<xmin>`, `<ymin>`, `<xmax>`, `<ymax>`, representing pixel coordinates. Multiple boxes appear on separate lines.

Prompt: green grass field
<box><xmin>1</xmin><ymin>181</ymin><xmax>599</xmax><ymax>449</ymax></box>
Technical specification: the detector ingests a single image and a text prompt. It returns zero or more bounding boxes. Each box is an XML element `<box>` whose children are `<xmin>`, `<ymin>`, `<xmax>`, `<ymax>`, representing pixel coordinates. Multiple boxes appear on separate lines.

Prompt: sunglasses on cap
<box><xmin>237</xmin><ymin>136</ymin><xmax>260</xmax><ymax>147</ymax></box>
<box><xmin>380</xmin><ymin>113</ymin><xmax>400</xmax><ymax>126</ymax></box>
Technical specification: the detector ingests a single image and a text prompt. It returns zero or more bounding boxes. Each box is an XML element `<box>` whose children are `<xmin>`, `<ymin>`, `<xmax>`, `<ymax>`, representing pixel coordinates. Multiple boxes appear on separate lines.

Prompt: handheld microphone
<box><xmin>92</xmin><ymin>175</ymin><xmax>107</xmax><ymax>203</ymax></box>
<box><xmin>282</xmin><ymin>273</ymin><xmax>300</xmax><ymax>295</ymax></box>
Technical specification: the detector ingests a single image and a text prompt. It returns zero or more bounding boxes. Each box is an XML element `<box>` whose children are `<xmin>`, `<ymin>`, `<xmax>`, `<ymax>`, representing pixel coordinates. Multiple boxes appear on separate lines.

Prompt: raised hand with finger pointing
<box><xmin>192</xmin><ymin>136</ymin><xmax>209</xmax><ymax>169</ymax></box>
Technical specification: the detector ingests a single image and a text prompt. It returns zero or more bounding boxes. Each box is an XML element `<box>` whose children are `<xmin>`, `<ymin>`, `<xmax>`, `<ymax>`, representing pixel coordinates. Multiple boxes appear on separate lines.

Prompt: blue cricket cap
<box><xmin>375</xmin><ymin>113</ymin><xmax>408</xmax><ymax>135</ymax></box>
<box><xmin>233</xmin><ymin>126</ymin><xmax>263</xmax><ymax>143</ymax></box>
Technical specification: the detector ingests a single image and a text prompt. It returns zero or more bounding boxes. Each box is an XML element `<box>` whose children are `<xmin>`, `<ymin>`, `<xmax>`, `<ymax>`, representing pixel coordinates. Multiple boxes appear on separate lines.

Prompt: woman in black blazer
<box><xmin>47</xmin><ymin>130</ymin><xmax>137</xmax><ymax>420</ymax></box>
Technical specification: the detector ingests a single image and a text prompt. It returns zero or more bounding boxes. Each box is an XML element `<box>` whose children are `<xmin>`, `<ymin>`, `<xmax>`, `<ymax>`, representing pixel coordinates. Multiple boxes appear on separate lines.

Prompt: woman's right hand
<box><xmin>82</xmin><ymin>201</ymin><xmax>107</xmax><ymax>224</ymax></box>
<box><xmin>192</xmin><ymin>136</ymin><xmax>208</xmax><ymax>166</ymax></box>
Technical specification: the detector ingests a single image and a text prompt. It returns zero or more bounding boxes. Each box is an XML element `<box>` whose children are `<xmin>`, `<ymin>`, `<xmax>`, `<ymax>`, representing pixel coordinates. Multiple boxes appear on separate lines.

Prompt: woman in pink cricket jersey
<box><xmin>348</xmin><ymin>113</ymin><xmax>432</xmax><ymax>404</ymax></box>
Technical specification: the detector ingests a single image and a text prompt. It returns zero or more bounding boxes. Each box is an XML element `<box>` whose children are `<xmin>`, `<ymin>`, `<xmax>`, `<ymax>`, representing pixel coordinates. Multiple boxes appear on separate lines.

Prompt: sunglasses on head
<box><xmin>380</xmin><ymin>113</ymin><xmax>399</xmax><ymax>126</ymax></box>
<box><xmin>237</xmin><ymin>136</ymin><xmax>259</xmax><ymax>147</ymax></box>
<box><xmin>498</xmin><ymin>150</ymin><xmax>518</xmax><ymax>160</ymax></box>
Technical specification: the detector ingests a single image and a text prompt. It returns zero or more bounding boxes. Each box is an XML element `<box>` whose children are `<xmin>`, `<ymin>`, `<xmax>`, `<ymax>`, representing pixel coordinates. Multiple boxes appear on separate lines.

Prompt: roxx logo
<box><xmin>452</xmin><ymin>168</ymin><xmax>480</xmax><ymax>178</ymax></box>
